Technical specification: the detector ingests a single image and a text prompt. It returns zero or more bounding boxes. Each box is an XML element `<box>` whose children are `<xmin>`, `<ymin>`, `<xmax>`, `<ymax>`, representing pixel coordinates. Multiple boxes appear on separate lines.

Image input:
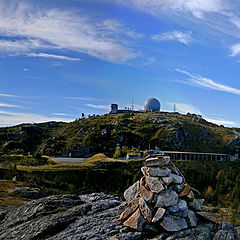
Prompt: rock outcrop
<box><xmin>1</xmin><ymin>155</ymin><xmax>240</xmax><ymax>239</ymax></box>
<box><xmin>0</xmin><ymin>192</ymin><xmax>240</xmax><ymax>239</ymax></box>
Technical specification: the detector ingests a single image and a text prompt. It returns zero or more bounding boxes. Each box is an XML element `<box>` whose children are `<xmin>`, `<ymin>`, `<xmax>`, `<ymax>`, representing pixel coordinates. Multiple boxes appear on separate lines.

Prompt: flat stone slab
<box><xmin>160</xmin><ymin>214</ymin><xmax>188</xmax><ymax>232</ymax></box>
<box><xmin>145</xmin><ymin>156</ymin><xmax>170</xmax><ymax>167</ymax></box>
<box><xmin>124</xmin><ymin>181</ymin><xmax>140</xmax><ymax>202</ymax></box>
<box><xmin>139</xmin><ymin>186</ymin><xmax>153</xmax><ymax>203</ymax></box>
<box><xmin>139</xmin><ymin>197</ymin><xmax>152</xmax><ymax>222</ymax></box>
<box><xmin>152</xmin><ymin>208</ymin><xmax>165</xmax><ymax>223</ymax></box>
<box><xmin>155</xmin><ymin>189</ymin><xmax>178</xmax><ymax>208</ymax></box>
<box><xmin>123</xmin><ymin>208</ymin><xmax>146</xmax><ymax>231</ymax></box>
<box><xmin>143</xmin><ymin>167</ymin><xmax>171</xmax><ymax>177</ymax></box>
<box><xmin>119</xmin><ymin>197</ymin><xmax>139</xmax><ymax>221</ymax></box>
<box><xmin>146</xmin><ymin>176</ymin><xmax>164</xmax><ymax>193</ymax></box>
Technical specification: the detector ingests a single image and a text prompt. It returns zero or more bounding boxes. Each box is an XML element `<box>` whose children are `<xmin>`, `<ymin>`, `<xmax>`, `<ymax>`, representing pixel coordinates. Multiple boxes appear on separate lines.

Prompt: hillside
<box><xmin>0</xmin><ymin>112</ymin><xmax>240</xmax><ymax>156</ymax></box>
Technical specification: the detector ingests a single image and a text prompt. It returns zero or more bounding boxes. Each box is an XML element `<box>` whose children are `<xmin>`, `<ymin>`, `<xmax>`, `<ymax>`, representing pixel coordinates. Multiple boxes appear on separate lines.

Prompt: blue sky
<box><xmin>1</xmin><ymin>0</ymin><xmax>240</xmax><ymax>127</ymax></box>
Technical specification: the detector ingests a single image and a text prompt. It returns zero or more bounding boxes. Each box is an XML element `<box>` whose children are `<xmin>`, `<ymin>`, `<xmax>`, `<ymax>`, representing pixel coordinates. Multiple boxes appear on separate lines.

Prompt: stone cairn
<box><xmin>119</xmin><ymin>154</ymin><xmax>214</xmax><ymax>233</ymax></box>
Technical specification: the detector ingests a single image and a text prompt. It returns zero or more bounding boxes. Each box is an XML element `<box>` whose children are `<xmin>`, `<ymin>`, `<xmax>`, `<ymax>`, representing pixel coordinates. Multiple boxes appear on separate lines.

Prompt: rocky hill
<box><xmin>0</xmin><ymin>112</ymin><xmax>239</xmax><ymax>156</ymax></box>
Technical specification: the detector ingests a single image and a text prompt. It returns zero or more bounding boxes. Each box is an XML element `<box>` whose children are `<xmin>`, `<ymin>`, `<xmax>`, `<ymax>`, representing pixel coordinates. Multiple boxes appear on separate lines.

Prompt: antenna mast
<box><xmin>132</xmin><ymin>99</ymin><xmax>134</xmax><ymax>111</ymax></box>
<box><xmin>173</xmin><ymin>104</ymin><xmax>176</xmax><ymax>112</ymax></box>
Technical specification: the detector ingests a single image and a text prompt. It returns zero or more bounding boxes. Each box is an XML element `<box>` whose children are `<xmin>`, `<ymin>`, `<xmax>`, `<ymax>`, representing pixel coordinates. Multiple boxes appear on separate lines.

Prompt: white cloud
<box><xmin>230</xmin><ymin>43</ymin><xmax>240</xmax><ymax>56</ymax></box>
<box><xmin>27</xmin><ymin>53</ymin><xmax>81</xmax><ymax>61</ymax></box>
<box><xmin>66</xmin><ymin>96</ymin><xmax>98</xmax><ymax>101</ymax></box>
<box><xmin>0</xmin><ymin>110</ymin><xmax>73</xmax><ymax>127</ymax></box>
<box><xmin>101</xmin><ymin>19</ymin><xmax>143</xmax><ymax>39</ymax></box>
<box><xmin>0</xmin><ymin>93</ymin><xmax>19</xmax><ymax>97</ymax></box>
<box><xmin>166</xmin><ymin>102</ymin><xmax>201</xmax><ymax>114</ymax></box>
<box><xmin>86</xmin><ymin>104</ymin><xmax>110</xmax><ymax>110</ymax></box>
<box><xmin>118</xmin><ymin>0</ymin><xmax>226</xmax><ymax>19</ymax></box>
<box><xmin>53</xmin><ymin>112</ymin><xmax>70</xmax><ymax>116</ymax></box>
<box><xmin>152</xmin><ymin>31</ymin><xmax>192</xmax><ymax>44</ymax></box>
<box><xmin>205</xmin><ymin>118</ymin><xmax>237</xmax><ymax>126</ymax></box>
<box><xmin>176</xmin><ymin>68</ymin><xmax>240</xmax><ymax>95</ymax></box>
<box><xmin>0</xmin><ymin>103</ymin><xmax>22</xmax><ymax>108</ymax></box>
<box><xmin>0</xmin><ymin>1</ymin><xmax>136</xmax><ymax>63</ymax></box>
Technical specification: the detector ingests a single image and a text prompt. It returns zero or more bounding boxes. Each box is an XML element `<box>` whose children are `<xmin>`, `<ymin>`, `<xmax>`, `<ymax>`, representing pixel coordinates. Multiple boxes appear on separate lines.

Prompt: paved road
<box><xmin>52</xmin><ymin>157</ymin><xmax>88</xmax><ymax>164</ymax></box>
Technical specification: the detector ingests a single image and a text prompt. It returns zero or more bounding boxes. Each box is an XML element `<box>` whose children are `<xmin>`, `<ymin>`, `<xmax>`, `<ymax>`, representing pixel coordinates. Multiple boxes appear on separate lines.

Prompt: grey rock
<box><xmin>162</xmin><ymin>176</ymin><xmax>173</xmax><ymax>185</ymax></box>
<box><xmin>8</xmin><ymin>187</ymin><xmax>45</xmax><ymax>199</ymax></box>
<box><xmin>187</xmin><ymin>210</ymin><xmax>198</xmax><ymax>227</ymax></box>
<box><xmin>189</xmin><ymin>199</ymin><xmax>205</xmax><ymax>211</ymax></box>
<box><xmin>168</xmin><ymin>199</ymin><xmax>188</xmax><ymax>213</ymax></box>
<box><xmin>146</xmin><ymin>176</ymin><xmax>164</xmax><ymax>193</ymax></box>
<box><xmin>139</xmin><ymin>186</ymin><xmax>154</xmax><ymax>203</ymax></box>
<box><xmin>160</xmin><ymin>214</ymin><xmax>188</xmax><ymax>232</ymax></box>
<box><xmin>124</xmin><ymin>181</ymin><xmax>140</xmax><ymax>202</ymax></box>
<box><xmin>144</xmin><ymin>167</ymin><xmax>171</xmax><ymax>177</ymax></box>
<box><xmin>164</xmin><ymin>223</ymin><xmax>213</xmax><ymax>240</ymax></box>
<box><xmin>0</xmin><ymin>193</ymin><xmax>123</xmax><ymax>240</ymax></box>
<box><xmin>155</xmin><ymin>189</ymin><xmax>178</xmax><ymax>208</ymax></box>
<box><xmin>123</xmin><ymin>209</ymin><xmax>146</xmax><ymax>231</ymax></box>
<box><xmin>170</xmin><ymin>184</ymin><xmax>185</xmax><ymax>193</ymax></box>
<box><xmin>169</xmin><ymin>173</ymin><xmax>183</xmax><ymax>184</ymax></box>
<box><xmin>139</xmin><ymin>197</ymin><xmax>152</xmax><ymax>222</ymax></box>
<box><xmin>196</xmin><ymin>211</ymin><xmax>218</xmax><ymax>223</ymax></box>
<box><xmin>145</xmin><ymin>156</ymin><xmax>170</xmax><ymax>167</ymax></box>
<box><xmin>152</xmin><ymin>208</ymin><xmax>165</xmax><ymax>223</ymax></box>
<box><xmin>213</xmin><ymin>230</ymin><xmax>234</xmax><ymax>240</ymax></box>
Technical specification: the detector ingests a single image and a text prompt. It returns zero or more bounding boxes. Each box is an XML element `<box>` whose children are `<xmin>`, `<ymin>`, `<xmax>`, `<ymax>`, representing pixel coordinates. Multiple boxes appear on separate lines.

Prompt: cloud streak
<box><xmin>176</xmin><ymin>68</ymin><xmax>240</xmax><ymax>95</ymax></box>
<box><xmin>0</xmin><ymin>110</ymin><xmax>73</xmax><ymax>127</ymax></box>
<box><xmin>27</xmin><ymin>53</ymin><xmax>81</xmax><ymax>61</ymax></box>
<box><xmin>0</xmin><ymin>103</ymin><xmax>22</xmax><ymax>108</ymax></box>
<box><xmin>0</xmin><ymin>1</ymin><xmax>137</xmax><ymax>63</ymax></box>
<box><xmin>152</xmin><ymin>31</ymin><xmax>192</xmax><ymax>44</ymax></box>
<box><xmin>86</xmin><ymin>104</ymin><xmax>110</xmax><ymax>110</ymax></box>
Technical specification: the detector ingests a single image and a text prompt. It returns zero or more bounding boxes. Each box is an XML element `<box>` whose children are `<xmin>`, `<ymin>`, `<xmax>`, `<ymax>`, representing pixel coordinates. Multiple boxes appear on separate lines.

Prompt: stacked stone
<box><xmin>120</xmin><ymin>154</ymin><xmax>211</xmax><ymax>233</ymax></box>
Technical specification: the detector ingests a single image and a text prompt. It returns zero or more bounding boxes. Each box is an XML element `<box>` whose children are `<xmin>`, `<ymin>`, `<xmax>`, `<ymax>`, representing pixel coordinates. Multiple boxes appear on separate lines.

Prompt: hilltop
<box><xmin>0</xmin><ymin>112</ymin><xmax>239</xmax><ymax>156</ymax></box>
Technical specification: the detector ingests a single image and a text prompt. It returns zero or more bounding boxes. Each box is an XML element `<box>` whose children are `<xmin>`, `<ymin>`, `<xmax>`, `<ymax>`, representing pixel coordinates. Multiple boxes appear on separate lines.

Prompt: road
<box><xmin>52</xmin><ymin>157</ymin><xmax>88</xmax><ymax>164</ymax></box>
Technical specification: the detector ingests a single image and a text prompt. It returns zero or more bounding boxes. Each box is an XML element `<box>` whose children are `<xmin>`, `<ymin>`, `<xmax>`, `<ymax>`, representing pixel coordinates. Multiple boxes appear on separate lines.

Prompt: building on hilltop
<box><xmin>110</xmin><ymin>97</ymin><xmax>161</xmax><ymax>114</ymax></box>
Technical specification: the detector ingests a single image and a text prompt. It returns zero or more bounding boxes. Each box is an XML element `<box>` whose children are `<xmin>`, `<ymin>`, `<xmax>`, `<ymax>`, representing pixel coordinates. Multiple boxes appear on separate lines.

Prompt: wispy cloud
<box><xmin>0</xmin><ymin>93</ymin><xmax>19</xmax><ymax>98</ymax></box>
<box><xmin>0</xmin><ymin>110</ymin><xmax>73</xmax><ymax>126</ymax></box>
<box><xmin>86</xmin><ymin>104</ymin><xmax>110</xmax><ymax>110</ymax></box>
<box><xmin>152</xmin><ymin>31</ymin><xmax>193</xmax><ymax>44</ymax></box>
<box><xmin>27</xmin><ymin>53</ymin><xmax>81</xmax><ymax>61</ymax></box>
<box><xmin>205</xmin><ymin>118</ymin><xmax>237</xmax><ymax>126</ymax></box>
<box><xmin>0</xmin><ymin>103</ymin><xmax>22</xmax><ymax>108</ymax></box>
<box><xmin>0</xmin><ymin>1</ymin><xmax>137</xmax><ymax>63</ymax></box>
<box><xmin>230</xmin><ymin>43</ymin><xmax>240</xmax><ymax>56</ymax></box>
<box><xmin>66</xmin><ymin>97</ymin><xmax>98</xmax><ymax>101</ymax></box>
<box><xmin>176</xmin><ymin>68</ymin><xmax>240</xmax><ymax>95</ymax></box>
<box><xmin>166</xmin><ymin>102</ymin><xmax>201</xmax><ymax>114</ymax></box>
<box><xmin>53</xmin><ymin>112</ymin><xmax>70</xmax><ymax>116</ymax></box>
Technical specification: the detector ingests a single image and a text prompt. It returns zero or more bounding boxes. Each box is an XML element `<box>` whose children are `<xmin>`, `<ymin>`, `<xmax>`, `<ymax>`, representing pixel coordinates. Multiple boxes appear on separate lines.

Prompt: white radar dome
<box><xmin>144</xmin><ymin>98</ymin><xmax>161</xmax><ymax>112</ymax></box>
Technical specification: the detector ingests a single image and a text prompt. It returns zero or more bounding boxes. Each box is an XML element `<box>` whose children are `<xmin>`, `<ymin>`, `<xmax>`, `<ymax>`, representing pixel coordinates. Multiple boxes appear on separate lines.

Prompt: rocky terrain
<box><xmin>0</xmin><ymin>112</ymin><xmax>239</xmax><ymax>156</ymax></box>
<box><xmin>0</xmin><ymin>192</ymin><xmax>239</xmax><ymax>240</ymax></box>
<box><xmin>1</xmin><ymin>154</ymin><xmax>240</xmax><ymax>239</ymax></box>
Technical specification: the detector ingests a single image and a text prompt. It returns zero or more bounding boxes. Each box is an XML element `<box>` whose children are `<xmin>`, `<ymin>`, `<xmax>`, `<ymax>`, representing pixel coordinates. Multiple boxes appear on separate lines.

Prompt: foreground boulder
<box><xmin>0</xmin><ymin>192</ymin><xmax>240</xmax><ymax>239</ymax></box>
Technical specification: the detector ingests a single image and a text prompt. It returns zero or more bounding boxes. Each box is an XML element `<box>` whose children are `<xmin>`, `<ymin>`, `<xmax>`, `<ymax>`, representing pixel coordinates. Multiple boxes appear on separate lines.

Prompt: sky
<box><xmin>1</xmin><ymin>0</ymin><xmax>240</xmax><ymax>127</ymax></box>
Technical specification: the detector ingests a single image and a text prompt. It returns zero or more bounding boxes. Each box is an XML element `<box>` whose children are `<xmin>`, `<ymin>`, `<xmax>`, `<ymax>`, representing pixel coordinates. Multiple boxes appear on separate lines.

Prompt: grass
<box><xmin>0</xmin><ymin>180</ymin><xmax>31</xmax><ymax>210</ymax></box>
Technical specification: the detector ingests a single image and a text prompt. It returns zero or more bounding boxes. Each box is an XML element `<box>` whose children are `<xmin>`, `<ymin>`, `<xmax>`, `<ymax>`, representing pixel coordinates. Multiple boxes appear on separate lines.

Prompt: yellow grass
<box><xmin>0</xmin><ymin>180</ymin><xmax>30</xmax><ymax>209</ymax></box>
